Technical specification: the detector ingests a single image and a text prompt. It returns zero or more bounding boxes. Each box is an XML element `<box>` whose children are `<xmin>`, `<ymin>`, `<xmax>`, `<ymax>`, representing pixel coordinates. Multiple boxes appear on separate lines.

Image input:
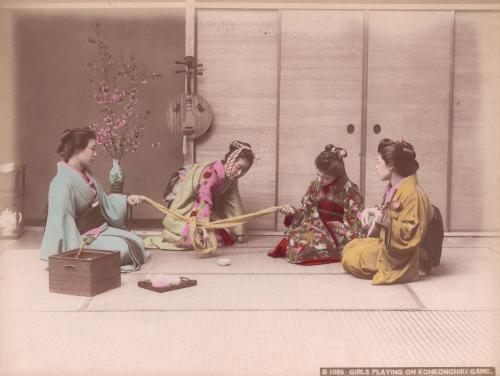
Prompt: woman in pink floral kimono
<box><xmin>145</xmin><ymin>141</ymin><xmax>256</xmax><ymax>251</ymax></box>
<box><xmin>268</xmin><ymin>144</ymin><xmax>364</xmax><ymax>265</ymax></box>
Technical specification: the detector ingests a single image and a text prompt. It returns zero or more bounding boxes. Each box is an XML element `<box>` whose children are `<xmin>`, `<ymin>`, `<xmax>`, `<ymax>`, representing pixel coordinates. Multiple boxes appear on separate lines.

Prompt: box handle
<box><xmin>64</xmin><ymin>265</ymin><xmax>76</xmax><ymax>271</ymax></box>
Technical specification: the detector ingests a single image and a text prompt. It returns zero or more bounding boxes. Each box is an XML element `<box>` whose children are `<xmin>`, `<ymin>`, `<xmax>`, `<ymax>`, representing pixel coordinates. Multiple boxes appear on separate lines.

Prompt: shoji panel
<box><xmin>196</xmin><ymin>10</ymin><xmax>279</xmax><ymax>230</ymax></box>
<box><xmin>365</xmin><ymin>11</ymin><xmax>452</xmax><ymax>226</ymax></box>
<box><xmin>278</xmin><ymin>10</ymin><xmax>364</xmax><ymax>226</ymax></box>
<box><xmin>451</xmin><ymin>11</ymin><xmax>500</xmax><ymax>231</ymax></box>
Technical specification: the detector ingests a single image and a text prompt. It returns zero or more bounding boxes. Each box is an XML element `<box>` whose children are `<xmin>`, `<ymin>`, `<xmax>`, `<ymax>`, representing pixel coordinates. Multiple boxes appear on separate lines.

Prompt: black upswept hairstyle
<box><xmin>314</xmin><ymin>144</ymin><xmax>347</xmax><ymax>177</ymax></box>
<box><xmin>377</xmin><ymin>138</ymin><xmax>419</xmax><ymax>177</ymax></box>
<box><xmin>56</xmin><ymin>128</ymin><xmax>96</xmax><ymax>162</ymax></box>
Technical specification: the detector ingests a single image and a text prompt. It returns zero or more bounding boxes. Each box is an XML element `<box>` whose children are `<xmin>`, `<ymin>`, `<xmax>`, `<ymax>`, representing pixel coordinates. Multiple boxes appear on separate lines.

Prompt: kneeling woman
<box><xmin>269</xmin><ymin>145</ymin><xmax>364</xmax><ymax>265</ymax></box>
<box><xmin>40</xmin><ymin>128</ymin><xmax>147</xmax><ymax>272</ymax></box>
<box><xmin>145</xmin><ymin>141</ymin><xmax>255</xmax><ymax>251</ymax></box>
<box><xmin>342</xmin><ymin>138</ymin><xmax>430</xmax><ymax>285</ymax></box>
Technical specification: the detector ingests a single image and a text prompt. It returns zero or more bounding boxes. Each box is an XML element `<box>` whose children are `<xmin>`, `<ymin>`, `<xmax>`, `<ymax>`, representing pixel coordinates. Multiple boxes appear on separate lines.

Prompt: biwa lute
<box><xmin>166</xmin><ymin>56</ymin><xmax>213</xmax><ymax>154</ymax></box>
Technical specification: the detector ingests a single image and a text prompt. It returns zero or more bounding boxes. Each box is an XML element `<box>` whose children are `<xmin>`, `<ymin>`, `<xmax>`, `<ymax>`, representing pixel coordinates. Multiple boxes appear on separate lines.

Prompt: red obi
<box><xmin>317</xmin><ymin>199</ymin><xmax>344</xmax><ymax>225</ymax></box>
<box><xmin>283</xmin><ymin>199</ymin><xmax>344</xmax><ymax>227</ymax></box>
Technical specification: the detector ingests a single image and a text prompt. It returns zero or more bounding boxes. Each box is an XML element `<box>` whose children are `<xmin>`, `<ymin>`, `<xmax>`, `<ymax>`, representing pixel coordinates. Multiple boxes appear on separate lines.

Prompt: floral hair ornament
<box><xmin>332</xmin><ymin>146</ymin><xmax>348</xmax><ymax>159</ymax></box>
<box><xmin>397</xmin><ymin>137</ymin><xmax>413</xmax><ymax>154</ymax></box>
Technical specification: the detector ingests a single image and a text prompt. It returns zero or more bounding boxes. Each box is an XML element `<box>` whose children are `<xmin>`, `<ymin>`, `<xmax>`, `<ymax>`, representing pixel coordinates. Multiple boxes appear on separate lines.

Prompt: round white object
<box><xmin>217</xmin><ymin>258</ymin><xmax>231</xmax><ymax>266</ymax></box>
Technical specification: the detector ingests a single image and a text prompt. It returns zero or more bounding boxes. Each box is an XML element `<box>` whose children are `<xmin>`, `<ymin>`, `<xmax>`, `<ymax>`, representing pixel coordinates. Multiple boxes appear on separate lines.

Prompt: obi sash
<box><xmin>317</xmin><ymin>199</ymin><xmax>344</xmax><ymax>224</ymax></box>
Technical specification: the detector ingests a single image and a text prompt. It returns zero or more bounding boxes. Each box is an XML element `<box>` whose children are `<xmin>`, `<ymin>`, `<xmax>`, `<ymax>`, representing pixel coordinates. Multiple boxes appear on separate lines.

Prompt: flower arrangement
<box><xmin>87</xmin><ymin>23</ymin><xmax>163</xmax><ymax>160</ymax></box>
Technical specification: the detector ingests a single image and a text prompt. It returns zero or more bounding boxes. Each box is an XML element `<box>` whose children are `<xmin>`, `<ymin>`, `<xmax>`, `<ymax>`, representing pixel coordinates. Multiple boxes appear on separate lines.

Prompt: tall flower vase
<box><xmin>109</xmin><ymin>159</ymin><xmax>124</xmax><ymax>193</ymax></box>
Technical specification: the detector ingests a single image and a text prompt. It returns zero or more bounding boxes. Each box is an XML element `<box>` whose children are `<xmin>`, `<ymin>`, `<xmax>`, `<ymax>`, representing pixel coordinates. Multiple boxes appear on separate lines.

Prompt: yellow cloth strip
<box><xmin>139</xmin><ymin>196</ymin><xmax>282</xmax><ymax>254</ymax></box>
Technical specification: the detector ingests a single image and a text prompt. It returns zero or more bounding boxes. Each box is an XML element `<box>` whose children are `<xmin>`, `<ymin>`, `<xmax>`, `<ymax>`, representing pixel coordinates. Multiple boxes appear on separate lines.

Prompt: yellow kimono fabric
<box><xmin>341</xmin><ymin>175</ymin><xmax>430</xmax><ymax>285</ymax></box>
<box><xmin>144</xmin><ymin>161</ymin><xmax>244</xmax><ymax>250</ymax></box>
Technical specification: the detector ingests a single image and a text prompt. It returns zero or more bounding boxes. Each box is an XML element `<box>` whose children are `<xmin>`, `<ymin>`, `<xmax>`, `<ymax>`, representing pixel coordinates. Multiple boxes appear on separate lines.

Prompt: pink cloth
<box><xmin>384</xmin><ymin>179</ymin><xmax>403</xmax><ymax>205</ymax></box>
<box><xmin>83</xmin><ymin>224</ymin><xmax>105</xmax><ymax>238</ymax></box>
<box><xmin>178</xmin><ymin>160</ymin><xmax>227</xmax><ymax>247</ymax></box>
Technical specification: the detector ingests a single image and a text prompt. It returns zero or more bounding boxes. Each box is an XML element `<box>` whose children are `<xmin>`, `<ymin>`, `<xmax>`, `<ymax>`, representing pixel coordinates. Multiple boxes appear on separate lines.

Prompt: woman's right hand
<box><xmin>279</xmin><ymin>204</ymin><xmax>296</xmax><ymax>216</ymax></box>
<box><xmin>359</xmin><ymin>207</ymin><xmax>381</xmax><ymax>227</ymax></box>
<box><xmin>127</xmin><ymin>195</ymin><xmax>143</xmax><ymax>206</ymax></box>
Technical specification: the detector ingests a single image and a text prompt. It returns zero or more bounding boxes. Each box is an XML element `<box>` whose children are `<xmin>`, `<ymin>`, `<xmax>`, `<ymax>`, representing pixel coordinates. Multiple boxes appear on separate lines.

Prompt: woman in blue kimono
<box><xmin>40</xmin><ymin>128</ymin><xmax>147</xmax><ymax>272</ymax></box>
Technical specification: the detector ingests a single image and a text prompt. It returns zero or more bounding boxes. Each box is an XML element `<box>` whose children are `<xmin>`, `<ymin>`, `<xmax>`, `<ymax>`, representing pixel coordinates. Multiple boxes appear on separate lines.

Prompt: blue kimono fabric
<box><xmin>40</xmin><ymin>162</ymin><xmax>147</xmax><ymax>272</ymax></box>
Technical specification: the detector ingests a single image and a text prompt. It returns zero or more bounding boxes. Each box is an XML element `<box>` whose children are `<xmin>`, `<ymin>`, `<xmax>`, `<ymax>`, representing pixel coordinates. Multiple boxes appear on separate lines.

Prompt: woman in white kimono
<box><xmin>40</xmin><ymin>128</ymin><xmax>147</xmax><ymax>272</ymax></box>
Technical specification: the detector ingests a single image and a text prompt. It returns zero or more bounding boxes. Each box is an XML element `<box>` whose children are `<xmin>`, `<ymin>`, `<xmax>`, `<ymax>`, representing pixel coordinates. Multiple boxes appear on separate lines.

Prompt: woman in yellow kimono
<box><xmin>145</xmin><ymin>141</ymin><xmax>255</xmax><ymax>250</ymax></box>
<box><xmin>342</xmin><ymin>138</ymin><xmax>431</xmax><ymax>285</ymax></box>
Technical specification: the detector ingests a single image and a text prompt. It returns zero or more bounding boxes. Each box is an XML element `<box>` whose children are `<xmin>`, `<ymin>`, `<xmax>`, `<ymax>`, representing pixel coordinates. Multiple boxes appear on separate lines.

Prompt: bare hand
<box><xmin>280</xmin><ymin>204</ymin><xmax>296</xmax><ymax>216</ymax></box>
<box><xmin>127</xmin><ymin>195</ymin><xmax>143</xmax><ymax>206</ymax></box>
<box><xmin>359</xmin><ymin>207</ymin><xmax>381</xmax><ymax>227</ymax></box>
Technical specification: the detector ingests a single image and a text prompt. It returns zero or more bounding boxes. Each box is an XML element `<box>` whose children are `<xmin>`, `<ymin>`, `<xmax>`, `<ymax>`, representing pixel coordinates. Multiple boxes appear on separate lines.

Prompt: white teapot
<box><xmin>0</xmin><ymin>208</ymin><xmax>23</xmax><ymax>235</ymax></box>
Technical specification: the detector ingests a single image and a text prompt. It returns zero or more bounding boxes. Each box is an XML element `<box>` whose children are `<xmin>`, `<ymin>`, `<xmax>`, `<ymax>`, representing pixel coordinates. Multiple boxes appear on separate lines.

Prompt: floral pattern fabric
<box><xmin>282</xmin><ymin>176</ymin><xmax>365</xmax><ymax>264</ymax></box>
<box><xmin>176</xmin><ymin>161</ymin><xmax>232</xmax><ymax>248</ymax></box>
<box><xmin>146</xmin><ymin>160</ymin><xmax>244</xmax><ymax>251</ymax></box>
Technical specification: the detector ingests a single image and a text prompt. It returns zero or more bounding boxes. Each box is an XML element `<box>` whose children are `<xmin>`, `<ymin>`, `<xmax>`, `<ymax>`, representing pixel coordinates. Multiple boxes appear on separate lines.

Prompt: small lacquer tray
<box><xmin>137</xmin><ymin>277</ymin><xmax>197</xmax><ymax>293</ymax></box>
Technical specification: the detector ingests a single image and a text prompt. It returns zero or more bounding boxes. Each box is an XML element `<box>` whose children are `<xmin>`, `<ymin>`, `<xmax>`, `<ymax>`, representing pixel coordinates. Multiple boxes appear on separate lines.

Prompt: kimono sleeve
<box><xmin>285</xmin><ymin>181</ymin><xmax>315</xmax><ymax>227</ymax></box>
<box><xmin>95</xmin><ymin>180</ymin><xmax>128</xmax><ymax>229</ymax></box>
<box><xmin>178</xmin><ymin>164</ymin><xmax>220</xmax><ymax>246</ymax></box>
<box><xmin>40</xmin><ymin>178</ymin><xmax>81</xmax><ymax>260</ymax></box>
<box><xmin>214</xmin><ymin>180</ymin><xmax>245</xmax><ymax>236</ymax></box>
<box><xmin>341</xmin><ymin>183</ymin><xmax>365</xmax><ymax>239</ymax></box>
<box><xmin>387</xmin><ymin>189</ymin><xmax>429</xmax><ymax>252</ymax></box>
<box><xmin>190</xmin><ymin>164</ymin><xmax>219</xmax><ymax>220</ymax></box>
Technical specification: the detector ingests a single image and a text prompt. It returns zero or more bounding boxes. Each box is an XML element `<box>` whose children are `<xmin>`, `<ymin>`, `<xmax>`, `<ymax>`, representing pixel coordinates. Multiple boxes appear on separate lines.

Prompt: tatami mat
<box><xmin>0</xmin><ymin>249</ymin><xmax>88</xmax><ymax>312</ymax></box>
<box><xmin>408</xmin><ymin>248</ymin><xmax>500</xmax><ymax>310</ymax></box>
<box><xmin>1</xmin><ymin>310</ymin><xmax>498</xmax><ymax>376</ymax></box>
<box><xmin>86</xmin><ymin>273</ymin><xmax>418</xmax><ymax>311</ymax></box>
<box><xmin>146</xmin><ymin>247</ymin><xmax>343</xmax><ymax>274</ymax></box>
<box><xmin>1</xmin><ymin>232</ymin><xmax>499</xmax><ymax>375</ymax></box>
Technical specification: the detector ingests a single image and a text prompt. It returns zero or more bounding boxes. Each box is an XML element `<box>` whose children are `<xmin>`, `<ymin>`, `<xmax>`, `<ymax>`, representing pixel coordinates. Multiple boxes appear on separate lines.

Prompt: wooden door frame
<box><xmin>3</xmin><ymin>1</ymin><xmax>500</xmax><ymax>10</ymax></box>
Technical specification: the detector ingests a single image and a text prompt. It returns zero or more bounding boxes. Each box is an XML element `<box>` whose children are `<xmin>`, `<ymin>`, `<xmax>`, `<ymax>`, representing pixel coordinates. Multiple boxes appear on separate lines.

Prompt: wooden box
<box><xmin>48</xmin><ymin>249</ymin><xmax>121</xmax><ymax>297</ymax></box>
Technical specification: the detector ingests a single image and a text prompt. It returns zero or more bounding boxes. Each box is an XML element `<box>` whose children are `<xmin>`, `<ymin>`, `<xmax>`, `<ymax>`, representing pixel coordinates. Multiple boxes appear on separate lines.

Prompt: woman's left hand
<box><xmin>127</xmin><ymin>195</ymin><xmax>143</xmax><ymax>206</ymax></box>
<box><xmin>360</xmin><ymin>207</ymin><xmax>380</xmax><ymax>227</ymax></box>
